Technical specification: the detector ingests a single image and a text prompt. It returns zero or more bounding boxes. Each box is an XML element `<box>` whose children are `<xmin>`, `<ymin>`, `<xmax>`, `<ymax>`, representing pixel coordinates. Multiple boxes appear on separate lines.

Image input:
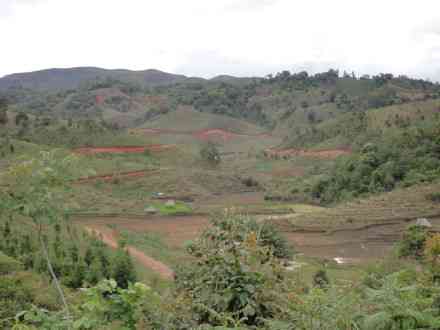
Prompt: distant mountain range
<box><xmin>0</xmin><ymin>67</ymin><xmax>194</xmax><ymax>91</ymax></box>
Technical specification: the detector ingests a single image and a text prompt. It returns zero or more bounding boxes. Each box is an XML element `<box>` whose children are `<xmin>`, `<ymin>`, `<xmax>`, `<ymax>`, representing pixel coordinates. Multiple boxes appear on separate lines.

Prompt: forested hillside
<box><xmin>2</xmin><ymin>68</ymin><xmax>439</xmax><ymax>135</ymax></box>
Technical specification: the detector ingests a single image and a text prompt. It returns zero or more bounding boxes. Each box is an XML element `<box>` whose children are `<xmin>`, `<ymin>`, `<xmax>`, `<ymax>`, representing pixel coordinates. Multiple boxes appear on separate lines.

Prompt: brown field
<box><xmin>75</xmin><ymin>209</ymin><xmax>437</xmax><ymax>265</ymax></box>
<box><xmin>75</xmin><ymin>169</ymin><xmax>160</xmax><ymax>183</ymax></box>
<box><xmin>76</xmin><ymin>215</ymin><xmax>210</xmax><ymax>248</ymax></box>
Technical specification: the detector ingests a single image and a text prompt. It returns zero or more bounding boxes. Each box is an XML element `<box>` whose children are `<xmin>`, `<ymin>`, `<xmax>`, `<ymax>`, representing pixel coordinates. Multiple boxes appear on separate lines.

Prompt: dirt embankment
<box><xmin>85</xmin><ymin>226</ymin><xmax>174</xmax><ymax>280</ymax></box>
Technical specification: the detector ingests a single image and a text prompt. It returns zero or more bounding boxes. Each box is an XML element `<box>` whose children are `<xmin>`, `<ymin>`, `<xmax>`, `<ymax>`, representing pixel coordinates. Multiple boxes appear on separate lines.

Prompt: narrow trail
<box><xmin>75</xmin><ymin>169</ymin><xmax>160</xmax><ymax>183</ymax></box>
<box><xmin>85</xmin><ymin>226</ymin><xmax>174</xmax><ymax>280</ymax></box>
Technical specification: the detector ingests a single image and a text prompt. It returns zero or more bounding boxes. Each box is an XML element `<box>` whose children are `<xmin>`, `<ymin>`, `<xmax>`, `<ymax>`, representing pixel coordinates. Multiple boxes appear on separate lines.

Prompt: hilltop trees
<box><xmin>15</xmin><ymin>112</ymin><xmax>29</xmax><ymax>126</ymax></box>
<box><xmin>0</xmin><ymin>97</ymin><xmax>8</xmax><ymax>126</ymax></box>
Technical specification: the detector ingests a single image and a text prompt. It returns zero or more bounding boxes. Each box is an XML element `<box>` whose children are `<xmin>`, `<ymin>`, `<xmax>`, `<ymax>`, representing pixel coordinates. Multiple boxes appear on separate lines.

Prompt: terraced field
<box><xmin>280</xmin><ymin>181</ymin><xmax>440</xmax><ymax>230</ymax></box>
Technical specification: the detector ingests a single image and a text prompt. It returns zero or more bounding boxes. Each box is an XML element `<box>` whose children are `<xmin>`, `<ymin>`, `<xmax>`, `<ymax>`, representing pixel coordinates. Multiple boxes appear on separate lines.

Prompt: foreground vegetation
<box><xmin>4</xmin><ymin>209</ymin><xmax>440</xmax><ymax>329</ymax></box>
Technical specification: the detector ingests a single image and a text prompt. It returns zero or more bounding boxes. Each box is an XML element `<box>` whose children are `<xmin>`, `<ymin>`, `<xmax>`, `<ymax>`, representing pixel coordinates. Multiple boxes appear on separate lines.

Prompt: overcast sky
<box><xmin>1</xmin><ymin>0</ymin><xmax>440</xmax><ymax>80</ymax></box>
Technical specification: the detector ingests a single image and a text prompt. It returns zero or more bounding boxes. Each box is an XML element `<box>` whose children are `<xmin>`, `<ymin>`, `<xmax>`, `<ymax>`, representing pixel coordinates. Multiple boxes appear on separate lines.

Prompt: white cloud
<box><xmin>0</xmin><ymin>0</ymin><xmax>47</xmax><ymax>16</ymax></box>
<box><xmin>0</xmin><ymin>0</ymin><xmax>440</xmax><ymax>81</ymax></box>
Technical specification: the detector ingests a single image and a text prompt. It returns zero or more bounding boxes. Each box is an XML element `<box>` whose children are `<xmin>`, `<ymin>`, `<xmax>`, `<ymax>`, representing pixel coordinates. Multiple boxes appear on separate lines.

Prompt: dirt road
<box><xmin>85</xmin><ymin>226</ymin><xmax>174</xmax><ymax>280</ymax></box>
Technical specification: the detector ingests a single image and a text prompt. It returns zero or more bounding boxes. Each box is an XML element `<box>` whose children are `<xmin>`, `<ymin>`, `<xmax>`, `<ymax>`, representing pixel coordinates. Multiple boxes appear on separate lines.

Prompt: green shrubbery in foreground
<box><xmin>4</xmin><ymin>216</ymin><xmax>440</xmax><ymax>329</ymax></box>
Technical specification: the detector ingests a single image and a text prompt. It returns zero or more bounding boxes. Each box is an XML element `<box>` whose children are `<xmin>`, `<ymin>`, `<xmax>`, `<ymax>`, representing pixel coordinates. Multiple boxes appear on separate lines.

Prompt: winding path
<box><xmin>75</xmin><ymin>169</ymin><xmax>159</xmax><ymax>183</ymax></box>
<box><xmin>85</xmin><ymin>226</ymin><xmax>174</xmax><ymax>280</ymax></box>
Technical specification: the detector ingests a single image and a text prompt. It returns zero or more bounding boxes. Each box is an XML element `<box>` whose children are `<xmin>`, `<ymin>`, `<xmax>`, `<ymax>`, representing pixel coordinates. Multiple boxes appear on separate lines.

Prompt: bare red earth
<box><xmin>95</xmin><ymin>95</ymin><xmax>105</xmax><ymax>105</ymax></box>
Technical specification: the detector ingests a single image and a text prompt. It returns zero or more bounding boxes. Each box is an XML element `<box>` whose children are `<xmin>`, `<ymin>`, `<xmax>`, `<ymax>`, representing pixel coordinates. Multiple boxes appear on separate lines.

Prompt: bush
<box><xmin>143</xmin><ymin>148</ymin><xmax>152</xmax><ymax>157</ymax></box>
<box><xmin>0</xmin><ymin>252</ymin><xmax>23</xmax><ymax>274</ymax></box>
<box><xmin>175</xmin><ymin>213</ymin><xmax>292</xmax><ymax>327</ymax></box>
<box><xmin>313</xmin><ymin>269</ymin><xmax>330</xmax><ymax>289</ymax></box>
<box><xmin>427</xmin><ymin>192</ymin><xmax>440</xmax><ymax>203</ymax></box>
<box><xmin>207</xmin><ymin>213</ymin><xmax>294</xmax><ymax>259</ymax></box>
<box><xmin>397</xmin><ymin>225</ymin><xmax>428</xmax><ymax>259</ymax></box>
<box><xmin>241</xmin><ymin>176</ymin><xmax>259</xmax><ymax>188</ymax></box>
<box><xmin>0</xmin><ymin>276</ymin><xmax>32</xmax><ymax>325</ymax></box>
<box><xmin>200</xmin><ymin>142</ymin><xmax>221</xmax><ymax>165</ymax></box>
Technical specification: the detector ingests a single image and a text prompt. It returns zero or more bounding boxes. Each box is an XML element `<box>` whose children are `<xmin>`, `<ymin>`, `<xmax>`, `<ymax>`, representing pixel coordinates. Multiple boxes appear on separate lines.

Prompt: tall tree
<box><xmin>0</xmin><ymin>97</ymin><xmax>8</xmax><ymax>125</ymax></box>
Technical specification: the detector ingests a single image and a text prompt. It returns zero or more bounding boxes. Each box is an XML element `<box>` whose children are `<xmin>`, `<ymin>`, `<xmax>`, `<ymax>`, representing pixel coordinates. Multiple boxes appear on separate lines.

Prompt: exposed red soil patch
<box><xmin>193</xmin><ymin>129</ymin><xmax>236</xmax><ymax>142</ymax></box>
<box><xmin>76</xmin><ymin>169</ymin><xmax>158</xmax><ymax>183</ymax></box>
<box><xmin>264</xmin><ymin>147</ymin><xmax>351</xmax><ymax>159</ymax></box>
<box><xmin>85</xmin><ymin>226</ymin><xmax>174</xmax><ymax>279</ymax></box>
<box><xmin>74</xmin><ymin>144</ymin><xmax>176</xmax><ymax>155</ymax></box>
<box><xmin>95</xmin><ymin>95</ymin><xmax>105</xmax><ymax>105</ymax></box>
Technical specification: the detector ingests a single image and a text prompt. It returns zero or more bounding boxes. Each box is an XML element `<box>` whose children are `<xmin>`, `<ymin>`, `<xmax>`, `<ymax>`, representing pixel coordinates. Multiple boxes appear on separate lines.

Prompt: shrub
<box><xmin>0</xmin><ymin>252</ymin><xmax>23</xmax><ymax>274</ymax></box>
<box><xmin>175</xmin><ymin>213</ymin><xmax>291</xmax><ymax>327</ymax></box>
<box><xmin>111</xmin><ymin>248</ymin><xmax>137</xmax><ymax>289</ymax></box>
<box><xmin>427</xmin><ymin>192</ymin><xmax>440</xmax><ymax>203</ymax></box>
<box><xmin>143</xmin><ymin>148</ymin><xmax>151</xmax><ymax>157</ymax></box>
<box><xmin>313</xmin><ymin>269</ymin><xmax>330</xmax><ymax>289</ymax></box>
<box><xmin>397</xmin><ymin>225</ymin><xmax>428</xmax><ymax>259</ymax></box>
<box><xmin>0</xmin><ymin>276</ymin><xmax>32</xmax><ymax>326</ymax></box>
<box><xmin>200</xmin><ymin>142</ymin><xmax>221</xmax><ymax>165</ymax></box>
<box><xmin>241</xmin><ymin>176</ymin><xmax>259</xmax><ymax>188</ymax></box>
<box><xmin>424</xmin><ymin>234</ymin><xmax>440</xmax><ymax>282</ymax></box>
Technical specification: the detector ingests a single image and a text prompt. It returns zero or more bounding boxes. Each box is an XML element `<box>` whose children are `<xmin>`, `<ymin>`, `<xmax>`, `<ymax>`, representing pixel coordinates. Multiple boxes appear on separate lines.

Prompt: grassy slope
<box><xmin>292</xmin><ymin>98</ymin><xmax>440</xmax><ymax>150</ymax></box>
<box><xmin>139</xmin><ymin>106</ymin><xmax>266</xmax><ymax>134</ymax></box>
<box><xmin>284</xmin><ymin>180</ymin><xmax>440</xmax><ymax>230</ymax></box>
